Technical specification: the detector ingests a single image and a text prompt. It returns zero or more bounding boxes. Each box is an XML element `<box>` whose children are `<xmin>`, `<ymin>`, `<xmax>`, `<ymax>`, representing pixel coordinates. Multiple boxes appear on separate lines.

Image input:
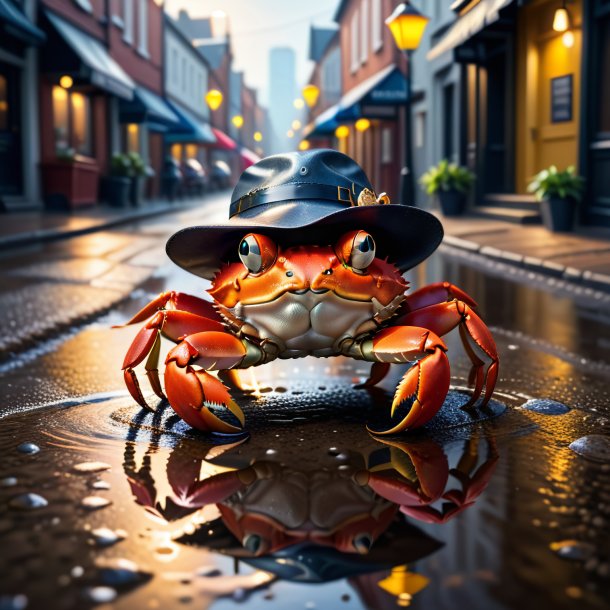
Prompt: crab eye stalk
<box><xmin>335</xmin><ymin>230</ymin><xmax>376</xmax><ymax>273</ymax></box>
<box><xmin>238</xmin><ymin>233</ymin><xmax>277</xmax><ymax>274</ymax></box>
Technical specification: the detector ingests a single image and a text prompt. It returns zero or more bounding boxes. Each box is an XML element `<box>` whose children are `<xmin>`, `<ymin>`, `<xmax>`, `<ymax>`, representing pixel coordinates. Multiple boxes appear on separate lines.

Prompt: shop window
<box><xmin>170</xmin><ymin>144</ymin><xmax>182</xmax><ymax>161</ymax></box>
<box><xmin>381</xmin><ymin>127</ymin><xmax>392</xmax><ymax>163</ymax></box>
<box><xmin>124</xmin><ymin>123</ymin><xmax>139</xmax><ymax>153</ymax></box>
<box><xmin>0</xmin><ymin>75</ymin><xmax>7</xmax><ymax>130</ymax></box>
<box><xmin>360</xmin><ymin>0</ymin><xmax>369</xmax><ymax>64</ymax></box>
<box><xmin>138</xmin><ymin>0</ymin><xmax>149</xmax><ymax>56</ymax></box>
<box><xmin>372</xmin><ymin>0</ymin><xmax>383</xmax><ymax>52</ymax></box>
<box><xmin>52</xmin><ymin>86</ymin><xmax>92</xmax><ymax>157</ymax></box>
<box><xmin>598</xmin><ymin>16</ymin><xmax>610</xmax><ymax>135</ymax></box>
<box><xmin>415</xmin><ymin>111</ymin><xmax>426</xmax><ymax>148</ymax></box>
<box><xmin>185</xmin><ymin>144</ymin><xmax>198</xmax><ymax>159</ymax></box>
<box><xmin>351</xmin><ymin>9</ymin><xmax>360</xmax><ymax>74</ymax></box>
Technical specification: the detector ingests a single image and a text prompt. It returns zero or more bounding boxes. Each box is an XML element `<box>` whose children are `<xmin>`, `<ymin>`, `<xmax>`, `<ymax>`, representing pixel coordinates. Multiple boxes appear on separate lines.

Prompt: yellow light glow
<box><xmin>355</xmin><ymin>118</ymin><xmax>371</xmax><ymax>132</ymax></box>
<box><xmin>553</xmin><ymin>7</ymin><xmax>569</xmax><ymax>32</ymax></box>
<box><xmin>386</xmin><ymin>3</ymin><xmax>430</xmax><ymax>51</ymax></box>
<box><xmin>205</xmin><ymin>89</ymin><xmax>223</xmax><ymax>110</ymax></box>
<box><xmin>335</xmin><ymin>125</ymin><xmax>349</xmax><ymax>139</ymax></box>
<box><xmin>286</xmin><ymin>129</ymin><xmax>294</xmax><ymax>138</ymax></box>
<box><xmin>59</xmin><ymin>75</ymin><xmax>73</xmax><ymax>89</ymax></box>
<box><xmin>298</xmin><ymin>140</ymin><xmax>310</xmax><ymax>150</ymax></box>
<box><xmin>293</xmin><ymin>98</ymin><xmax>305</xmax><ymax>109</ymax></box>
<box><xmin>291</xmin><ymin>119</ymin><xmax>302</xmax><ymax>130</ymax></box>
<box><xmin>562</xmin><ymin>30</ymin><xmax>575</xmax><ymax>47</ymax></box>
<box><xmin>253</xmin><ymin>131</ymin><xmax>263</xmax><ymax>142</ymax></box>
<box><xmin>127</xmin><ymin>123</ymin><xmax>138</xmax><ymax>133</ymax></box>
<box><xmin>302</xmin><ymin>84</ymin><xmax>320</xmax><ymax>108</ymax></box>
<box><xmin>52</xmin><ymin>86</ymin><xmax>68</xmax><ymax>102</ymax></box>
<box><xmin>232</xmin><ymin>115</ymin><xmax>244</xmax><ymax>128</ymax></box>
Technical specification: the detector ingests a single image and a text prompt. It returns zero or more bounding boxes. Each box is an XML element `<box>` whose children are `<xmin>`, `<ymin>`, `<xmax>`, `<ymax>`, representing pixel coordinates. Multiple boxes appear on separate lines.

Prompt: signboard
<box><xmin>551</xmin><ymin>74</ymin><xmax>573</xmax><ymax>123</ymax></box>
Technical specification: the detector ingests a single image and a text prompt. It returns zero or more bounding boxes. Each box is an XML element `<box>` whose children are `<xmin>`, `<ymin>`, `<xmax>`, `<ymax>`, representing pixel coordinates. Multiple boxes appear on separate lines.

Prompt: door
<box><xmin>0</xmin><ymin>62</ymin><xmax>23</xmax><ymax>197</ymax></box>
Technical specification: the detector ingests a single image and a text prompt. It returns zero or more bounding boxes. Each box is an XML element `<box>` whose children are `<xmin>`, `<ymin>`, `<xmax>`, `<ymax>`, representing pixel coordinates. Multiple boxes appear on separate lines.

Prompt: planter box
<box><xmin>437</xmin><ymin>189</ymin><xmax>466</xmax><ymax>217</ymax></box>
<box><xmin>541</xmin><ymin>197</ymin><xmax>577</xmax><ymax>232</ymax></box>
<box><xmin>101</xmin><ymin>176</ymin><xmax>131</xmax><ymax>207</ymax></box>
<box><xmin>42</xmin><ymin>157</ymin><xmax>99</xmax><ymax>210</ymax></box>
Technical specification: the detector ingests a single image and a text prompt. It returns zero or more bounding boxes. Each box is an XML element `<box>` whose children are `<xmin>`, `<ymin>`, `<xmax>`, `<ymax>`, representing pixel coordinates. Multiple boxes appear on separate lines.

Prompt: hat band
<box><xmin>230</xmin><ymin>182</ymin><xmax>360</xmax><ymax>217</ymax></box>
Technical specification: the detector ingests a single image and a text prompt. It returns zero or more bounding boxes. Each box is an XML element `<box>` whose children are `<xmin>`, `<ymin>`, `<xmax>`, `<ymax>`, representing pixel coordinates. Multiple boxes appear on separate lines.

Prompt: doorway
<box><xmin>0</xmin><ymin>62</ymin><xmax>23</xmax><ymax>198</ymax></box>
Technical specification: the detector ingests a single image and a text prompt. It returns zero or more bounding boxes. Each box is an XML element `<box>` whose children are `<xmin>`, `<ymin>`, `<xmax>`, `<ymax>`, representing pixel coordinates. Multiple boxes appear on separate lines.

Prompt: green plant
<box><xmin>419</xmin><ymin>160</ymin><xmax>475</xmax><ymax>195</ymax></box>
<box><xmin>127</xmin><ymin>152</ymin><xmax>147</xmax><ymax>177</ymax></box>
<box><xmin>111</xmin><ymin>153</ymin><xmax>132</xmax><ymax>177</ymax></box>
<box><xmin>527</xmin><ymin>165</ymin><xmax>584</xmax><ymax>202</ymax></box>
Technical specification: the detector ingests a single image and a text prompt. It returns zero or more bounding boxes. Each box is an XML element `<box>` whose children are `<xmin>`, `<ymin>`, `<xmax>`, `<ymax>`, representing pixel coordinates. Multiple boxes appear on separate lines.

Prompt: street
<box><xmin>0</xmin><ymin>193</ymin><xmax>609</xmax><ymax>610</ymax></box>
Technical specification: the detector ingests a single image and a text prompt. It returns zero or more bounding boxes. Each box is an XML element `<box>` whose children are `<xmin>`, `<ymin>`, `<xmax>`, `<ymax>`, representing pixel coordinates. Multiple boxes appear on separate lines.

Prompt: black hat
<box><xmin>166</xmin><ymin>149</ymin><xmax>443</xmax><ymax>279</ymax></box>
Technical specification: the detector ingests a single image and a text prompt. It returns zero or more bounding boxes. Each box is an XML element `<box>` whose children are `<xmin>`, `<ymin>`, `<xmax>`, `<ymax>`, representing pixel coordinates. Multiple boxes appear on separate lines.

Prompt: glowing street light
<box><xmin>286</xmin><ymin>129</ymin><xmax>294</xmax><ymax>138</ymax></box>
<box><xmin>253</xmin><ymin>131</ymin><xmax>263</xmax><ymax>142</ymax></box>
<box><xmin>59</xmin><ymin>75</ymin><xmax>73</xmax><ymax>89</ymax></box>
<box><xmin>553</xmin><ymin>3</ymin><xmax>569</xmax><ymax>32</ymax></box>
<box><xmin>291</xmin><ymin>119</ymin><xmax>302</xmax><ymax>130</ymax></box>
<box><xmin>205</xmin><ymin>89</ymin><xmax>223</xmax><ymax>111</ymax></box>
<box><xmin>298</xmin><ymin>140</ymin><xmax>310</xmax><ymax>151</ymax></box>
<box><xmin>335</xmin><ymin>125</ymin><xmax>349</xmax><ymax>139</ymax></box>
<box><xmin>302</xmin><ymin>84</ymin><xmax>320</xmax><ymax>108</ymax></box>
<box><xmin>355</xmin><ymin>118</ymin><xmax>371</xmax><ymax>132</ymax></box>
<box><xmin>293</xmin><ymin>98</ymin><xmax>305</xmax><ymax>109</ymax></box>
<box><xmin>232</xmin><ymin>115</ymin><xmax>244</xmax><ymax>129</ymax></box>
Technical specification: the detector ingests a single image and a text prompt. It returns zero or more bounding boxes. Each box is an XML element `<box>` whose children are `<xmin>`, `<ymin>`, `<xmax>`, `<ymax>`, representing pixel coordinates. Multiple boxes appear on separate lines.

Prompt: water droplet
<box><xmin>0</xmin><ymin>477</ymin><xmax>17</xmax><ymax>487</ymax></box>
<box><xmin>0</xmin><ymin>594</ymin><xmax>28</xmax><ymax>610</ymax></box>
<box><xmin>71</xmin><ymin>566</ymin><xmax>84</xmax><ymax>578</ymax></box>
<box><xmin>507</xmin><ymin>344</ymin><xmax>519</xmax><ymax>350</ymax></box>
<box><xmin>90</xmin><ymin>480</ymin><xmax>111</xmax><ymax>490</ymax></box>
<box><xmin>81</xmin><ymin>496</ymin><xmax>112</xmax><ymax>510</ymax></box>
<box><xmin>17</xmin><ymin>442</ymin><xmax>39</xmax><ymax>455</ymax></box>
<box><xmin>96</xmin><ymin>558</ymin><xmax>149</xmax><ymax>587</ymax></box>
<box><xmin>521</xmin><ymin>398</ymin><xmax>570</xmax><ymax>415</ymax></box>
<box><xmin>9</xmin><ymin>493</ymin><xmax>48</xmax><ymax>510</ymax></box>
<box><xmin>73</xmin><ymin>462</ymin><xmax>111</xmax><ymax>474</ymax></box>
<box><xmin>86</xmin><ymin>587</ymin><xmax>117</xmax><ymax>604</ymax></box>
<box><xmin>91</xmin><ymin>527</ymin><xmax>127</xmax><ymax>547</ymax></box>
<box><xmin>569</xmin><ymin>435</ymin><xmax>610</xmax><ymax>463</ymax></box>
<box><xmin>265</xmin><ymin>449</ymin><xmax>277</xmax><ymax>455</ymax></box>
<box><xmin>550</xmin><ymin>540</ymin><xmax>594</xmax><ymax>561</ymax></box>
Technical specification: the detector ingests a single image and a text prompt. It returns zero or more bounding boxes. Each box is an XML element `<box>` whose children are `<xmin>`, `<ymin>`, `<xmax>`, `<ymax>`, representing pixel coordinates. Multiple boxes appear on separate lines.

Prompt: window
<box><xmin>443</xmin><ymin>83</ymin><xmax>455</xmax><ymax>159</ymax></box>
<box><xmin>52</xmin><ymin>86</ymin><xmax>92</xmax><ymax>156</ymax></box>
<box><xmin>124</xmin><ymin>123</ymin><xmax>139</xmax><ymax>153</ymax></box>
<box><xmin>350</xmin><ymin>9</ymin><xmax>359</xmax><ymax>74</ymax></box>
<box><xmin>360</xmin><ymin>0</ymin><xmax>369</xmax><ymax>64</ymax></box>
<box><xmin>138</xmin><ymin>0</ymin><xmax>148</xmax><ymax>56</ymax></box>
<box><xmin>123</xmin><ymin>0</ymin><xmax>133</xmax><ymax>44</ymax></box>
<box><xmin>0</xmin><ymin>75</ymin><xmax>7</xmax><ymax>130</ymax></box>
<box><xmin>182</xmin><ymin>57</ymin><xmax>187</xmax><ymax>91</ymax></box>
<box><xmin>415</xmin><ymin>111</ymin><xmax>426</xmax><ymax>148</ymax></box>
<box><xmin>372</xmin><ymin>0</ymin><xmax>383</xmax><ymax>52</ymax></box>
<box><xmin>172</xmin><ymin>48</ymin><xmax>178</xmax><ymax>83</ymax></box>
<box><xmin>381</xmin><ymin>127</ymin><xmax>392</xmax><ymax>163</ymax></box>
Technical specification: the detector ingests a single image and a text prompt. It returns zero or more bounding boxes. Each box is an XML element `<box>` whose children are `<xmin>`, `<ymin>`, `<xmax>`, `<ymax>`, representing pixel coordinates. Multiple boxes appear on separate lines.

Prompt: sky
<box><xmin>165</xmin><ymin>0</ymin><xmax>341</xmax><ymax>107</ymax></box>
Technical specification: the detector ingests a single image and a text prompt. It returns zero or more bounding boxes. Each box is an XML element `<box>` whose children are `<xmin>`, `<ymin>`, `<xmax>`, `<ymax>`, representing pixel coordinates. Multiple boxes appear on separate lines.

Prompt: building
<box><xmin>0</xmin><ymin>0</ymin><xmax>45</xmax><ymax>210</ymax></box>
<box><xmin>268</xmin><ymin>47</ymin><xmax>297</xmax><ymax>154</ymax></box>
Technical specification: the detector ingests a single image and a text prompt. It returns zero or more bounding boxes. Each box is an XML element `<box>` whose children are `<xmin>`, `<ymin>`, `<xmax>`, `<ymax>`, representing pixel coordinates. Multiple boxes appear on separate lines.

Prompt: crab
<box><xmin>118</xmin><ymin>230</ymin><xmax>498</xmax><ymax>435</ymax></box>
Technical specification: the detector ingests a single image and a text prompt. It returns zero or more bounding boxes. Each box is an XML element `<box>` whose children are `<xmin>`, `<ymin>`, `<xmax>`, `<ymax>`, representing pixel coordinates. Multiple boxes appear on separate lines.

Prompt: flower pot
<box><xmin>101</xmin><ymin>176</ymin><xmax>131</xmax><ymax>207</ymax></box>
<box><xmin>541</xmin><ymin>196</ymin><xmax>577</xmax><ymax>232</ymax></box>
<box><xmin>130</xmin><ymin>176</ymin><xmax>146</xmax><ymax>207</ymax></box>
<box><xmin>437</xmin><ymin>189</ymin><xmax>466</xmax><ymax>216</ymax></box>
<box><xmin>42</xmin><ymin>157</ymin><xmax>99</xmax><ymax>209</ymax></box>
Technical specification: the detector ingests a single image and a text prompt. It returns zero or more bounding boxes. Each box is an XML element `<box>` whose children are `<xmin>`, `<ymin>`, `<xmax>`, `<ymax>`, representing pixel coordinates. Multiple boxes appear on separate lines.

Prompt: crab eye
<box><xmin>335</xmin><ymin>230</ymin><xmax>376</xmax><ymax>273</ymax></box>
<box><xmin>238</xmin><ymin>233</ymin><xmax>277</xmax><ymax>274</ymax></box>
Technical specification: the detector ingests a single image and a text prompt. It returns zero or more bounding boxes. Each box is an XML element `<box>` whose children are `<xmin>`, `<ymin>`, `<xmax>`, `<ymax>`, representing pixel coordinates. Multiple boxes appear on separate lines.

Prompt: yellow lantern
<box><xmin>205</xmin><ymin>89</ymin><xmax>223</xmax><ymax>111</ymax></box>
<box><xmin>253</xmin><ymin>131</ymin><xmax>263</xmax><ymax>142</ymax></box>
<box><xmin>298</xmin><ymin>140</ymin><xmax>310</xmax><ymax>151</ymax></box>
<box><xmin>335</xmin><ymin>125</ymin><xmax>349</xmax><ymax>139</ymax></box>
<box><xmin>553</xmin><ymin>5</ymin><xmax>569</xmax><ymax>32</ymax></box>
<box><xmin>302</xmin><ymin>84</ymin><xmax>320</xmax><ymax>108</ymax></box>
<box><xmin>355</xmin><ymin>118</ymin><xmax>371</xmax><ymax>132</ymax></box>
<box><xmin>59</xmin><ymin>75</ymin><xmax>73</xmax><ymax>89</ymax></box>
<box><xmin>232</xmin><ymin>115</ymin><xmax>244</xmax><ymax>129</ymax></box>
<box><xmin>385</xmin><ymin>2</ymin><xmax>429</xmax><ymax>52</ymax></box>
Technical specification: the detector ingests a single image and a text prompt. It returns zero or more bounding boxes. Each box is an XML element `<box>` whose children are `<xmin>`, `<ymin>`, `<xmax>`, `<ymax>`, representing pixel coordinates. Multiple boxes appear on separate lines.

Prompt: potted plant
<box><xmin>527</xmin><ymin>165</ymin><xmax>584</xmax><ymax>232</ymax></box>
<box><xmin>127</xmin><ymin>152</ymin><xmax>148</xmax><ymax>207</ymax></box>
<box><xmin>101</xmin><ymin>153</ymin><xmax>132</xmax><ymax>208</ymax></box>
<box><xmin>420</xmin><ymin>160</ymin><xmax>475</xmax><ymax>216</ymax></box>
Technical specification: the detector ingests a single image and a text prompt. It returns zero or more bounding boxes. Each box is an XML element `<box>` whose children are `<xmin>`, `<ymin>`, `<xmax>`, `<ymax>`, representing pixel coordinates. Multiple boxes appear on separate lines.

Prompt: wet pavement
<box><xmin>0</xmin><ymin>202</ymin><xmax>609</xmax><ymax>610</ymax></box>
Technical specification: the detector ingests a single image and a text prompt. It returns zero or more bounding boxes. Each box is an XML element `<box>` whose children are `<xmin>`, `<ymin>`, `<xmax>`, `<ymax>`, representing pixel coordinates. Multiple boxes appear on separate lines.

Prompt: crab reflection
<box><xmin>123</xmin><ymin>425</ymin><xmax>497</xmax><ymax>589</ymax></box>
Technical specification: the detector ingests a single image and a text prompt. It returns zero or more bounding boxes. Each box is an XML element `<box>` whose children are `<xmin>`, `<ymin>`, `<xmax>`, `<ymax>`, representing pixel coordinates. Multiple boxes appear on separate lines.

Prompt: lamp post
<box><xmin>386</xmin><ymin>2</ymin><xmax>429</xmax><ymax>206</ymax></box>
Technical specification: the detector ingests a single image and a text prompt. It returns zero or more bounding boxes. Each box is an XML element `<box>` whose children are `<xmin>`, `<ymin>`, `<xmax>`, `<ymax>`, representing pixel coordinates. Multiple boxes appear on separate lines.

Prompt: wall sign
<box><xmin>551</xmin><ymin>74</ymin><xmax>573</xmax><ymax>123</ymax></box>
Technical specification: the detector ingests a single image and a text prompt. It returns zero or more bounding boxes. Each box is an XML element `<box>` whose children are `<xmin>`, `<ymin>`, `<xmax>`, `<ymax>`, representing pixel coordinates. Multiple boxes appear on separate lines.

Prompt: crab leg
<box><xmin>358</xmin><ymin>326</ymin><xmax>450</xmax><ymax>435</ymax></box>
<box><xmin>400</xmin><ymin>281</ymin><xmax>478</xmax><ymax>314</ymax></box>
<box><xmin>164</xmin><ymin>331</ymin><xmax>251</xmax><ymax>433</ymax></box>
<box><xmin>399</xmin><ymin>299</ymin><xmax>498</xmax><ymax>408</ymax></box>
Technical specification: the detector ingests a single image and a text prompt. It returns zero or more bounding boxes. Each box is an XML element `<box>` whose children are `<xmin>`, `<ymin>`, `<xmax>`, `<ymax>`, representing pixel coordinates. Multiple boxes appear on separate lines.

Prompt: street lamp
<box><xmin>253</xmin><ymin>131</ymin><xmax>263</xmax><ymax>142</ymax></box>
<box><xmin>386</xmin><ymin>2</ymin><xmax>429</xmax><ymax>206</ymax></box>
<box><xmin>355</xmin><ymin>118</ymin><xmax>371</xmax><ymax>132</ymax></box>
<box><xmin>232</xmin><ymin>115</ymin><xmax>244</xmax><ymax>129</ymax></box>
<box><xmin>205</xmin><ymin>89</ymin><xmax>223</xmax><ymax>111</ymax></box>
<box><xmin>302</xmin><ymin>84</ymin><xmax>320</xmax><ymax>109</ymax></box>
<box><xmin>291</xmin><ymin>119</ymin><xmax>302</xmax><ymax>131</ymax></box>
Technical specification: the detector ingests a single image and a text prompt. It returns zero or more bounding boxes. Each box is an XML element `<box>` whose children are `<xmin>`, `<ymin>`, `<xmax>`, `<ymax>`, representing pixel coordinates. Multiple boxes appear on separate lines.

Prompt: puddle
<box><xmin>0</xmin><ymin>381</ymin><xmax>608</xmax><ymax>610</ymax></box>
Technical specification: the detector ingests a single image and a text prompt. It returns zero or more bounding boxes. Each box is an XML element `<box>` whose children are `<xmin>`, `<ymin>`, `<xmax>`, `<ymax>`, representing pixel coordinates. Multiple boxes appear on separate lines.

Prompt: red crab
<box><xmin>118</xmin><ymin>229</ymin><xmax>498</xmax><ymax>435</ymax></box>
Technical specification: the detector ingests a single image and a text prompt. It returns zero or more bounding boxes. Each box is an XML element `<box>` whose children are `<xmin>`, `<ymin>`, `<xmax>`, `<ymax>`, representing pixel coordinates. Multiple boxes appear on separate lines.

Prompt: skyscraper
<box><xmin>268</xmin><ymin>47</ymin><xmax>297</xmax><ymax>153</ymax></box>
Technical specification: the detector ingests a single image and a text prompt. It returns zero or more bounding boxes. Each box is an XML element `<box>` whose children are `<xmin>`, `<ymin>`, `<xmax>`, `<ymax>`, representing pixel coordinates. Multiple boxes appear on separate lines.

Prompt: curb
<box><xmin>0</xmin><ymin>201</ymin><xmax>197</xmax><ymax>251</ymax></box>
<box><xmin>443</xmin><ymin>235</ymin><xmax>610</xmax><ymax>293</ymax></box>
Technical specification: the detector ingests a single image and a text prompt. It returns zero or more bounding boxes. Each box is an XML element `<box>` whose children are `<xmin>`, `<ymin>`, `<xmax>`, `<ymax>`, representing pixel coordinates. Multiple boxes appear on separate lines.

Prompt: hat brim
<box><xmin>166</xmin><ymin>203</ymin><xmax>443</xmax><ymax>280</ymax></box>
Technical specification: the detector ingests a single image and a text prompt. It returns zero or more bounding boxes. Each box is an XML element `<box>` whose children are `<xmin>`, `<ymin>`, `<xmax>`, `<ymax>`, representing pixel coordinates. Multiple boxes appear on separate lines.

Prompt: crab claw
<box><xmin>366</xmin><ymin>327</ymin><xmax>450</xmax><ymax>435</ymax></box>
<box><xmin>164</xmin><ymin>331</ymin><xmax>247</xmax><ymax>434</ymax></box>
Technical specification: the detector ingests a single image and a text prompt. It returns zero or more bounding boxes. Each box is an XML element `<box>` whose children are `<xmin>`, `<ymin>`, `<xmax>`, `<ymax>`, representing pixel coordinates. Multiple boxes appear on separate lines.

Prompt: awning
<box><xmin>302</xmin><ymin>103</ymin><xmax>342</xmax><ymax>138</ymax></box>
<box><xmin>427</xmin><ymin>0</ymin><xmax>515</xmax><ymax>61</ymax></box>
<box><xmin>212</xmin><ymin>127</ymin><xmax>237</xmax><ymax>151</ymax></box>
<box><xmin>120</xmin><ymin>87</ymin><xmax>180</xmax><ymax>130</ymax></box>
<box><xmin>333</xmin><ymin>64</ymin><xmax>406</xmax><ymax>122</ymax></box>
<box><xmin>0</xmin><ymin>0</ymin><xmax>45</xmax><ymax>45</ymax></box>
<box><xmin>239</xmin><ymin>147</ymin><xmax>260</xmax><ymax>170</ymax></box>
<box><xmin>46</xmin><ymin>11</ymin><xmax>135</xmax><ymax>100</ymax></box>
<box><xmin>164</xmin><ymin>101</ymin><xmax>216</xmax><ymax>145</ymax></box>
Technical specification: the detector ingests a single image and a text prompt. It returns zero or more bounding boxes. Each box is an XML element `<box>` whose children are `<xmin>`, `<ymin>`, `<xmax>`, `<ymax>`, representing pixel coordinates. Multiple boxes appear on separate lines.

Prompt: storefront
<box><xmin>0</xmin><ymin>0</ymin><xmax>45</xmax><ymax>209</ymax></box>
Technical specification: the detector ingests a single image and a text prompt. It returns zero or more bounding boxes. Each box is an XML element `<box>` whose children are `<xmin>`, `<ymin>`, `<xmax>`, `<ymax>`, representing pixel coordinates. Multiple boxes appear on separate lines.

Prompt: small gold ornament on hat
<box><xmin>357</xmin><ymin>188</ymin><xmax>391</xmax><ymax>206</ymax></box>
